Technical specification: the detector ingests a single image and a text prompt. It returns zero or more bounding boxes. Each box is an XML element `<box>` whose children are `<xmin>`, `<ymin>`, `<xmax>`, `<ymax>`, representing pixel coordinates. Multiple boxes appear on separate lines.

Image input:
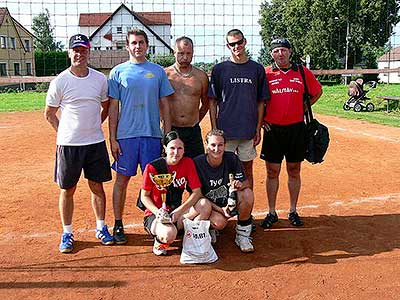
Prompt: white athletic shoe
<box><xmin>235</xmin><ymin>224</ymin><xmax>254</xmax><ymax>253</ymax></box>
<box><xmin>153</xmin><ymin>238</ymin><xmax>168</xmax><ymax>256</ymax></box>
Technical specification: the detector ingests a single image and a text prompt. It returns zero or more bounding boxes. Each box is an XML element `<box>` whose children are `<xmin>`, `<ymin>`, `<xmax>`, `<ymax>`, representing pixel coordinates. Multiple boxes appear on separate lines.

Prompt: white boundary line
<box><xmin>328</xmin><ymin>125</ymin><xmax>400</xmax><ymax>143</ymax></box>
<box><xmin>330</xmin><ymin>193</ymin><xmax>400</xmax><ymax>207</ymax></box>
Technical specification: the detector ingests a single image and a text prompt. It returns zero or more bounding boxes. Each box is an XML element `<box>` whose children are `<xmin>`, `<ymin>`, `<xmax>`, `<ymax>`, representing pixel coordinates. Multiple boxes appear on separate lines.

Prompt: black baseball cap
<box><xmin>270</xmin><ymin>38</ymin><xmax>291</xmax><ymax>50</ymax></box>
<box><xmin>69</xmin><ymin>34</ymin><xmax>90</xmax><ymax>49</ymax></box>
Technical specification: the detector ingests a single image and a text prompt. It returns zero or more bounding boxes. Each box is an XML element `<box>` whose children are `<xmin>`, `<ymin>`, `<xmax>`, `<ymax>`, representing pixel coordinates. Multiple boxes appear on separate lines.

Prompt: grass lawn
<box><xmin>0</xmin><ymin>83</ymin><xmax>399</xmax><ymax>127</ymax></box>
<box><xmin>313</xmin><ymin>83</ymin><xmax>400</xmax><ymax>128</ymax></box>
<box><xmin>0</xmin><ymin>92</ymin><xmax>46</xmax><ymax>112</ymax></box>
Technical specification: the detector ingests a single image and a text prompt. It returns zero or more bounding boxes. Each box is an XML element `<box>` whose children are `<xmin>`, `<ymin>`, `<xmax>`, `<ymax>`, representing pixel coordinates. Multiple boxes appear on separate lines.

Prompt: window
<box><xmin>0</xmin><ymin>36</ymin><xmax>7</xmax><ymax>49</ymax></box>
<box><xmin>116</xmin><ymin>27</ymin><xmax>122</xmax><ymax>34</ymax></box>
<box><xmin>14</xmin><ymin>63</ymin><xmax>20</xmax><ymax>75</ymax></box>
<box><xmin>24</xmin><ymin>39</ymin><xmax>31</xmax><ymax>52</ymax></box>
<box><xmin>0</xmin><ymin>63</ymin><xmax>7</xmax><ymax>76</ymax></box>
<box><xmin>116</xmin><ymin>41</ymin><xmax>125</xmax><ymax>50</ymax></box>
<box><xmin>26</xmin><ymin>62</ymin><xmax>32</xmax><ymax>75</ymax></box>
<box><xmin>10</xmin><ymin>37</ymin><xmax>16</xmax><ymax>50</ymax></box>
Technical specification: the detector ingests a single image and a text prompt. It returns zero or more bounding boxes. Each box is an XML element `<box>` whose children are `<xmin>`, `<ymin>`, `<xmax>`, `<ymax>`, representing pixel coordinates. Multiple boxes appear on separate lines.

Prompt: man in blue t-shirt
<box><xmin>108</xmin><ymin>29</ymin><xmax>174</xmax><ymax>244</ymax></box>
<box><xmin>209</xmin><ymin>29</ymin><xmax>269</xmax><ymax>190</ymax></box>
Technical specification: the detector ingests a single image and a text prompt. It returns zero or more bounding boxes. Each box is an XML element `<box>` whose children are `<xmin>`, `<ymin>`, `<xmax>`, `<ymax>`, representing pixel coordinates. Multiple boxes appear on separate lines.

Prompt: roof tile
<box><xmin>378</xmin><ymin>46</ymin><xmax>400</xmax><ymax>62</ymax></box>
<box><xmin>79</xmin><ymin>11</ymin><xmax>171</xmax><ymax>27</ymax></box>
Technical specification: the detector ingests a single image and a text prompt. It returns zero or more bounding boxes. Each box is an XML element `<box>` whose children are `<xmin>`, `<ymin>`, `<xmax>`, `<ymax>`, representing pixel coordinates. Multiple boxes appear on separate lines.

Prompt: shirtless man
<box><xmin>165</xmin><ymin>36</ymin><xmax>209</xmax><ymax>158</ymax></box>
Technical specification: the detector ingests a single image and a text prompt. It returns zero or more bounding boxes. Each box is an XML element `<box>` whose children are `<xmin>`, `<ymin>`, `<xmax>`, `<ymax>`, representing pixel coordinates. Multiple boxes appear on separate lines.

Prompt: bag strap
<box><xmin>150</xmin><ymin>157</ymin><xmax>169</xmax><ymax>174</ymax></box>
<box><xmin>298</xmin><ymin>64</ymin><xmax>314</xmax><ymax>123</ymax></box>
<box><xmin>136</xmin><ymin>157</ymin><xmax>173</xmax><ymax>212</ymax></box>
<box><xmin>149</xmin><ymin>157</ymin><xmax>172</xmax><ymax>196</ymax></box>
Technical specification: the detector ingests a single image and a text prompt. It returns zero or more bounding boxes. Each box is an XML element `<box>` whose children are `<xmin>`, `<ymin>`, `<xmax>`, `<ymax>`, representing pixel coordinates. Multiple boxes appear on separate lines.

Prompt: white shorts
<box><xmin>225</xmin><ymin>139</ymin><xmax>257</xmax><ymax>162</ymax></box>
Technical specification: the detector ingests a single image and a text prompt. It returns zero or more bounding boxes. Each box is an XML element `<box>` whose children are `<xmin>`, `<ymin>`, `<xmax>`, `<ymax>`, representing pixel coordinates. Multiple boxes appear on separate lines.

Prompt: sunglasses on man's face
<box><xmin>227</xmin><ymin>38</ymin><xmax>244</xmax><ymax>47</ymax></box>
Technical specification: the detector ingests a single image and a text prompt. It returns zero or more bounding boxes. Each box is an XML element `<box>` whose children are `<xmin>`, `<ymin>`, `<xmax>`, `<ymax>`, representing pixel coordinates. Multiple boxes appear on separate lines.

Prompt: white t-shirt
<box><xmin>46</xmin><ymin>68</ymin><xmax>108</xmax><ymax>146</ymax></box>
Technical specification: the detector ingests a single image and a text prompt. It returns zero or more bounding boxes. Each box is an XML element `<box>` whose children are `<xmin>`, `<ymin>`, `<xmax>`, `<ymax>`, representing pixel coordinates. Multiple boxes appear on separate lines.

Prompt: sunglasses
<box><xmin>227</xmin><ymin>38</ymin><xmax>244</xmax><ymax>47</ymax></box>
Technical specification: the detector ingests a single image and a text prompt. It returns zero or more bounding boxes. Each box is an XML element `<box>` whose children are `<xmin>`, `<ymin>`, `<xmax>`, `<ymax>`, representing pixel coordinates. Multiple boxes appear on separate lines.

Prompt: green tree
<box><xmin>35</xmin><ymin>50</ymin><xmax>69</xmax><ymax>76</ymax></box>
<box><xmin>245</xmin><ymin>49</ymin><xmax>252</xmax><ymax>60</ymax></box>
<box><xmin>259</xmin><ymin>0</ymin><xmax>399</xmax><ymax>70</ymax></box>
<box><xmin>148</xmin><ymin>54</ymin><xmax>175</xmax><ymax>67</ymax></box>
<box><xmin>32</xmin><ymin>9</ymin><xmax>63</xmax><ymax>51</ymax></box>
<box><xmin>257</xmin><ymin>47</ymin><xmax>271</xmax><ymax>66</ymax></box>
<box><xmin>193</xmin><ymin>62</ymin><xmax>215</xmax><ymax>74</ymax></box>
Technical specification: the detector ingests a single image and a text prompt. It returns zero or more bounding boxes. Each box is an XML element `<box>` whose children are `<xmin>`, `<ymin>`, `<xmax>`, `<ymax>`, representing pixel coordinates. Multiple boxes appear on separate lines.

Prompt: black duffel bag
<box><xmin>299</xmin><ymin>64</ymin><xmax>330</xmax><ymax>164</ymax></box>
<box><xmin>304</xmin><ymin>118</ymin><xmax>329</xmax><ymax>164</ymax></box>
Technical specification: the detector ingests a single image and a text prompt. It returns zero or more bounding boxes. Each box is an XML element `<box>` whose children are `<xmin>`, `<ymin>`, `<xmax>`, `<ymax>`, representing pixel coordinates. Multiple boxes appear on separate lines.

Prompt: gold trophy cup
<box><xmin>150</xmin><ymin>171</ymin><xmax>176</xmax><ymax>223</ymax></box>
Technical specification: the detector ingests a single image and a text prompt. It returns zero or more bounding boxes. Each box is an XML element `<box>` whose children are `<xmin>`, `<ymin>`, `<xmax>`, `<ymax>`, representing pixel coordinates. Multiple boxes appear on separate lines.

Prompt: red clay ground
<box><xmin>0</xmin><ymin>111</ymin><xmax>399</xmax><ymax>300</ymax></box>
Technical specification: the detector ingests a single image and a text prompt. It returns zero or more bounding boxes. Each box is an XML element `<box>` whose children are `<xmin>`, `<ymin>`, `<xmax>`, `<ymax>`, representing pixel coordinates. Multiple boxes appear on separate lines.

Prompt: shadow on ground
<box><xmin>0</xmin><ymin>214</ymin><xmax>399</xmax><ymax>275</ymax></box>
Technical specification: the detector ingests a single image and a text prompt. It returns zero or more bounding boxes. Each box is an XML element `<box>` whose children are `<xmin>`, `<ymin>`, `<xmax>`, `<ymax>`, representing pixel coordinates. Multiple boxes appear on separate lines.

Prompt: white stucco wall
<box><xmin>378</xmin><ymin>61</ymin><xmax>400</xmax><ymax>83</ymax></box>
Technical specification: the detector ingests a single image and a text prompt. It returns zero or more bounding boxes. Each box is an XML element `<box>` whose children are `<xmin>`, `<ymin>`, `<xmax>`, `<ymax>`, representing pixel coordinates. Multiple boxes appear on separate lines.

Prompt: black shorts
<box><xmin>260</xmin><ymin>122</ymin><xmax>306</xmax><ymax>163</ymax></box>
<box><xmin>172</xmin><ymin>123</ymin><xmax>204</xmax><ymax>159</ymax></box>
<box><xmin>143</xmin><ymin>214</ymin><xmax>183</xmax><ymax>236</ymax></box>
<box><xmin>54</xmin><ymin>141</ymin><xmax>112</xmax><ymax>189</ymax></box>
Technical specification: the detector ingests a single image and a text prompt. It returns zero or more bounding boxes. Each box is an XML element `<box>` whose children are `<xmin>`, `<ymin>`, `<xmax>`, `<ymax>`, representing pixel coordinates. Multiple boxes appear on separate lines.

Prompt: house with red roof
<box><xmin>79</xmin><ymin>3</ymin><xmax>173</xmax><ymax>71</ymax></box>
<box><xmin>377</xmin><ymin>46</ymin><xmax>400</xmax><ymax>83</ymax></box>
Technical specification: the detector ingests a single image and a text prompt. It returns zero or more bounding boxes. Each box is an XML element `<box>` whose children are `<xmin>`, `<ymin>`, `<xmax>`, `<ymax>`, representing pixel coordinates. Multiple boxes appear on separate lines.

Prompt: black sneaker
<box><xmin>260</xmin><ymin>212</ymin><xmax>278</xmax><ymax>229</ymax></box>
<box><xmin>113</xmin><ymin>225</ymin><xmax>128</xmax><ymax>244</ymax></box>
<box><xmin>288</xmin><ymin>212</ymin><xmax>304</xmax><ymax>227</ymax></box>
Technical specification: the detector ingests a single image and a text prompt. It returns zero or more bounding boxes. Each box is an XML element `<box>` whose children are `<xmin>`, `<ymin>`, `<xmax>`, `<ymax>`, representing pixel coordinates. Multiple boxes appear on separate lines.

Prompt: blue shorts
<box><xmin>111</xmin><ymin>137</ymin><xmax>161</xmax><ymax>176</ymax></box>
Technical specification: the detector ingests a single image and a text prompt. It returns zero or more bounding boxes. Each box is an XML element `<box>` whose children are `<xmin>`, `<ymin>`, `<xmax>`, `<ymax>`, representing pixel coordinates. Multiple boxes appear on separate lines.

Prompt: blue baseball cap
<box><xmin>69</xmin><ymin>34</ymin><xmax>90</xmax><ymax>49</ymax></box>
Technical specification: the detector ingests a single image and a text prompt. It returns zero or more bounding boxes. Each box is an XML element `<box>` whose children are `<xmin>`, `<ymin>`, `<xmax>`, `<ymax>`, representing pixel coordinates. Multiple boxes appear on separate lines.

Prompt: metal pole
<box><xmin>345</xmin><ymin>21</ymin><xmax>350</xmax><ymax>85</ymax></box>
<box><xmin>387</xmin><ymin>39</ymin><xmax>391</xmax><ymax>84</ymax></box>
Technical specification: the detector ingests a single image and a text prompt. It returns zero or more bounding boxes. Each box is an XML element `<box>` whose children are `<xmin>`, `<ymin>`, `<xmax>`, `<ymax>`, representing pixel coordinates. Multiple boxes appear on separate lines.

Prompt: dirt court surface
<box><xmin>0</xmin><ymin>111</ymin><xmax>399</xmax><ymax>300</ymax></box>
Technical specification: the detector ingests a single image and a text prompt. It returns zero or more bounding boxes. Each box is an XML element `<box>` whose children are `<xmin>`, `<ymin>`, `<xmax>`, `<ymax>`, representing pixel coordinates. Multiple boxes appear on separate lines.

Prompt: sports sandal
<box><xmin>260</xmin><ymin>212</ymin><xmax>278</xmax><ymax>229</ymax></box>
<box><xmin>288</xmin><ymin>212</ymin><xmax>304</xmax><ymax>226</ymax></box>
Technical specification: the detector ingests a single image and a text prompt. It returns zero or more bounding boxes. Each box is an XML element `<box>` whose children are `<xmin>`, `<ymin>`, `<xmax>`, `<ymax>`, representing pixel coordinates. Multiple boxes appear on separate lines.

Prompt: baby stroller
<box><xmin>343</xmin><ymin>78</ymin><xmax>377</xmax><ymax>112</ymax></box>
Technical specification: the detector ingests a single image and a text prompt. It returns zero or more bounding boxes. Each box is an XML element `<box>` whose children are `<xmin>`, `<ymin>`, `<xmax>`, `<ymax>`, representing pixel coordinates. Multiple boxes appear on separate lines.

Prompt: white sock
<box><xmin>96</xmin><ymin>220</ymin><xmax>105</xmax><ymax>231</ymax></box>
<box><xmin>63</xmin><ymin>225</ymin><xmax>72</xmax><ymax>234</ymax></box>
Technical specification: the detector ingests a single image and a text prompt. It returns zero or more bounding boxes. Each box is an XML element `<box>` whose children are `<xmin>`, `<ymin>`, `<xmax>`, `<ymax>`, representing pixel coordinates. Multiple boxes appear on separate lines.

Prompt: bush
<box><xmin>148</xmin><ymin>54</ymin><xmax>175</xmax><ymax>67</ymax></box>
<box><xmin>0</xmin><ymin>86</ymin><xmax>22</xmax><ymax>93</ymax></box>
<box><xmin>35</xmin><ymin>82</ymin><xmax>50</xmax><ymax>92</ymax></box>
<box><xmin>193</xmin><ymin>62</ymin><xmax>215</xmax><ymax>74</ymax></box>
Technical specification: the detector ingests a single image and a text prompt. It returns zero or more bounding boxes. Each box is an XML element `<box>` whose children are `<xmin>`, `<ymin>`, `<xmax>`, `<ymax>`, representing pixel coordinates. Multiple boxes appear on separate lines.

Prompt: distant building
<box><xmin>79</xmin><ymin>3</ymin><xmax>173</xmax><ymax>72</ymax></box>
<box><xmin>0</xmin><ymin>7</ymin><xmax>35</xmax><ymax>76</ymax></box>
<box><xmin>377</xmin><ymin>46</ymin><xmax>400</xmax><ymax>83</ymax></box>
